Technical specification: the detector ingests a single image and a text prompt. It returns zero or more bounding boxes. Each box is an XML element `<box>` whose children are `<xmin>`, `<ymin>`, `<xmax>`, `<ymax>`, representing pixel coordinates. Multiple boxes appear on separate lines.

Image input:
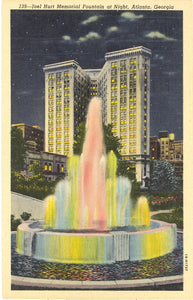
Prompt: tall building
<box><xmin>99</xmin><ymin>47</ymin><xmax>152</xmax><ymax>186</ymax></box>
<box><xmin>43</xmin><ymin>60</ymin><xmax>90</xmax><ymax>156</ymax></box>
<box><xmin>44</xmin><ymin>46</ymin><xmax>151</xmax><ymax>187</ymax></box>
<box><xmin>12</xmin><ymin>123</ymin><xmax>44</xmax><ymax>152</ymax></box>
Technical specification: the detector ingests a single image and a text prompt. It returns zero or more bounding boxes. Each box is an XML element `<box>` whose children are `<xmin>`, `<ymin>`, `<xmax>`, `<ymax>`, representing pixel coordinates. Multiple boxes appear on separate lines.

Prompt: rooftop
<box><xmin>43</xmin><ymin>60</ymin><xmax>79</xmax><ymax>72</ymax></box>
<box><xmin>105</xmin><ymin>46</ymin><xmax>152</xmax><ymax>61</ymax></box>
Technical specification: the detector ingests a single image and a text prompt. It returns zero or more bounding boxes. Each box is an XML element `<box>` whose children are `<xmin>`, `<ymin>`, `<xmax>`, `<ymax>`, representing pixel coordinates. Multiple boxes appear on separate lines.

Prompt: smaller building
<box><xmin>150</xmin><ymin>136</ymin><xmax>160</xmax><ymax>160</ymax></box>
<box><xmin>150</xmin><ymin>131</ymin><xmax>183</xmax><ymax>185</ymax></box>
<box><xmin>23</xmin><ymin>150</ymin><xmax>68</xmax><ymax>181</ymax></box>
<box><xmin>12</xmin><ymin>123</ymin><xmax>44</xmax><ymax>152</ymax></box>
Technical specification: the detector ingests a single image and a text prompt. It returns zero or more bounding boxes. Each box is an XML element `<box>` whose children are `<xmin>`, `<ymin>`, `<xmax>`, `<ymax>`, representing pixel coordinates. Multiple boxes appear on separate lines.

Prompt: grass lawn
<box><xmin>151</xmin><ymin>212</ymin><xmax>183</xmax><ymax>229</ymax></box>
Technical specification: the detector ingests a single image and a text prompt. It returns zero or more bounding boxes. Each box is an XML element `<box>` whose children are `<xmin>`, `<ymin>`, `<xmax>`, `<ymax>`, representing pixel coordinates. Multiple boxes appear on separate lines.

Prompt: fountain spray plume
<box><xmin>79</xmin><ymin>97</ymin><xmax>107</xmax><ymax>230</ymax></box>
<box><xmin>135</xmin><ymin>196</ymin><xmax>150</xmax><ymax>227</ymax></box>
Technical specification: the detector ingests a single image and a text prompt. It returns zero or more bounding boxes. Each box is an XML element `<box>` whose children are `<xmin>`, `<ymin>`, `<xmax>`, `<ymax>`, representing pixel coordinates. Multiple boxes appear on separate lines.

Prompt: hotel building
<box><xmin>44</xmin><ymin>60</ymin><xmax>90</xmax><ymax>156</ymax></box>
<box><xmin>44</xmin><ymin>46</ymin><xmax>151</xmax><ymax>187</ymax></box>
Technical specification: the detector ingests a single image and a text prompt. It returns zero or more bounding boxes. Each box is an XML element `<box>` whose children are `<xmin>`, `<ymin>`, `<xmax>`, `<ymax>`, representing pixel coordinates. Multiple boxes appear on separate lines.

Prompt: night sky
<box><xmin>11</xmin><ymin>10</ymin><xmax>183</xmax><ymax>140</ymax></box>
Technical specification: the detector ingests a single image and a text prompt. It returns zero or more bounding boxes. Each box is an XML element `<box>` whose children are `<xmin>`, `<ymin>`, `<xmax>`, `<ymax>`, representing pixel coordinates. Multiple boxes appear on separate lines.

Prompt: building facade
<box><xmin>44</xmin><ymin>46</ymin><xmax>152</xmax><ymax>187</ymax></box>
<box><xmin>99</xmin><ymin>47</ymin><xmax>151</xmax><ymax>186</ymax></box>
<box><xmin>150</xmin><ymin>136</ymin><xmax>160</xmax><ymax>160</ymax></box>
<box><xmin>12</xmin><ymin>123</ymin><xmax>44</xmax><ymax>152</ymax></box>
<box><xmin>23</xmin><ymin>150</ymin><xmax>68</xmax><ymax>181</ymax></box>
<box><xmin>43</xmin><ymin>60</ymin><xmax>90</xmax><ymax>157</ymax></box>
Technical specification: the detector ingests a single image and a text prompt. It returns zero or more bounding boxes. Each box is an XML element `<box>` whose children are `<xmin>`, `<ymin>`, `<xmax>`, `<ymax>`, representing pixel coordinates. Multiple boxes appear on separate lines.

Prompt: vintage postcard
<box><xmin>2</xmin><ymin>0</ymin><xmax>193</xmax><ymax>298</ymax></box>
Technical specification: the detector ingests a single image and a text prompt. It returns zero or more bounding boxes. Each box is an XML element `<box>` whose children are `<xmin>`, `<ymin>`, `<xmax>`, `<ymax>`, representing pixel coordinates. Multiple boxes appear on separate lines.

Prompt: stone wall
<box><xmin>11</xmin><ymin>192</ymin><xmax>44</xmax><ymax>220</ymax></box>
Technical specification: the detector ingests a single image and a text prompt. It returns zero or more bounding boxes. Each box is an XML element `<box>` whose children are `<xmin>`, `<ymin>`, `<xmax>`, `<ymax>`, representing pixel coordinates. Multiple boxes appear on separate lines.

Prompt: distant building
<box><xmin>12</xmin><ymin>123</ymin><xmax>44</xmax><ymax>152</ymax></box>
<box><xmin>150</xmin><ymin>132</ymin><xmax>183</xmax><ymax>184</ymax></box>
<box><xmin>159</xmin><ymin>131</ymin><xmax>169</xmax><ymax>139</ymax></box>
<box><xmin>23</xmin><ymin>150</ymin><xmax>68</xmax><ymax>181</ymax></box>
<box><xmin>150</xmin><ymin>136</ymin><xmax>160</xmax><ymax>160</ymax></box>
<box><xmin>159</xmin><ymin>132</ymin><xmax>175</xmax><ymax>161</ymax></box>
<box><xmin>170</xmin><ymin>139</ymin><xmax>183</xmax><ymax>183</ymax></box>
<box><xmin>44</xmin><ymin>46</ymin><xmax>152</xmax><ymax>187</ymax></box>
<box><xmin>171</xmin><ymin>140</ymin><xmax>183</xmax><ymax>160</ymax></box>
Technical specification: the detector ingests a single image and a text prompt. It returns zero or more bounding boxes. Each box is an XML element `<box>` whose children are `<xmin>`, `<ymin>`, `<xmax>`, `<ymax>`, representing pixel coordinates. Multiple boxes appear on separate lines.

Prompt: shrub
<box><xmin>11</xmin><ymin>215</ymin><xmax>21</xmax><ymax>231</ymax></box>
<box><xmin>20</xmin><ymin>211</ymin><xmax>31</xmax><ymax>221</ymax></box>
<box><xmin>11</xmin><ymin>171</ymin><xmax>55</xmax><ymax>200</ymax></box>
<box><xmin>150</xmin><ymin>160</ymin><xmax>179</xmax><ymax>195</ymax></box>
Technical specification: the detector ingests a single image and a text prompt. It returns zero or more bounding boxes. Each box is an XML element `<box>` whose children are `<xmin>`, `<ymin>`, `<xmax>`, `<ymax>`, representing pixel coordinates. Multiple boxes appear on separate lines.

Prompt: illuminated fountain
<box><xmin>16</xmin><ymin>97</ymin><xmax>177</xmax><ymax>264</ymax></box>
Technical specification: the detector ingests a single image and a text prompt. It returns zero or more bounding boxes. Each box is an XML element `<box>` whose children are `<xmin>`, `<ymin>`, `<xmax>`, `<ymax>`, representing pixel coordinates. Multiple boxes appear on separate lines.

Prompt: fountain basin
<box><xmin>16</xmin><ymin>220</ymin><xmax>177</xmax><ymax>264</ymax></box>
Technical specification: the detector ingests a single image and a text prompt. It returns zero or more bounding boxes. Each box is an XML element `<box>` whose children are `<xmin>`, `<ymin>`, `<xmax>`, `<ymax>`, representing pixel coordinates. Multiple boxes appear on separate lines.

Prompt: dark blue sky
<box><xmin>11</xmin><ymin>10</ymin><xmax>183</xmax><ymax>139</ymax></box>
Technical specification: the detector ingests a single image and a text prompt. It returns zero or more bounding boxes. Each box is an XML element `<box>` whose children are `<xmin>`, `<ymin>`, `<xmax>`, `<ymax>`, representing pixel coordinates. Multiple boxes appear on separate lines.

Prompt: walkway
<box><xmin>12</xmin><ymin>274</ymin><xmax>183</xmax><ymax>289</ymax></box>
<box><xmin>150</xmin><ymin>209</ymin><xmax>171</xmax><ymax>217</ymax></box>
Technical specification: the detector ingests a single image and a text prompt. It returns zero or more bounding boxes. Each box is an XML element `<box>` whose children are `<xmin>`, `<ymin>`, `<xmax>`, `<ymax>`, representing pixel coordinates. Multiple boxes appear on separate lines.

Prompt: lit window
<box><xmin>49</xmin><ymin>164</ymin><xmax>52</xmax><ymax>171</ymax></box>
<box><xmin>44</xmin><ymin>163</ymin><xmax>48</xmax><ymax>171</ymax></box>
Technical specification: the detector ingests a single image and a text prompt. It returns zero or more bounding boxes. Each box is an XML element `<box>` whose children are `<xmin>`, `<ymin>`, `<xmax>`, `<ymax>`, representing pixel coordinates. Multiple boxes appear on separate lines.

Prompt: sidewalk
<box><xmin>150</xmin><ymin>209</ymin><xmax>171</xmax><ymax>217</ymax></box>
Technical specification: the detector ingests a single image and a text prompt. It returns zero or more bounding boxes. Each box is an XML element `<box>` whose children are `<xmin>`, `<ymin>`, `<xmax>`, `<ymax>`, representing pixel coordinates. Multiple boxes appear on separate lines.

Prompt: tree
<box><xmin>11</xmin><ymin>127</ymin><xmax>26</xmax><ymax>171</ymax></box>
<box><xmin>150</xmin><ymin>160</ymin><xmax>179</xmax><ymax>195</ymax></box>
<box><xmin>117</xmin><ymin>160</ymin><xmax>136</xmax><ymax>181</ymax></box>
<box><xmin>29</xmin><ymin>161</ymin><xmax>43</xmax><ymax>176</ymax></box>
<box><xmin>103</xmin><ymin>124</ymin><xmax>121</xmax><ymax>158</ymax></box>
<box><xmin>73</xmin><ymin>122</ymin><xmax>121</xmax><ymax>157</ymax></box>
<box><xmin>73</xmin><ymin>122</ymin><xmax>86</xmax><ymax>155</ymax></box>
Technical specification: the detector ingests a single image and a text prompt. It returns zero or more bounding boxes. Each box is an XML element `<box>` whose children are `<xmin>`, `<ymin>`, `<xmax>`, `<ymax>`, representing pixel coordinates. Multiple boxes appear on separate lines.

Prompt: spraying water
<box><xmin>44</xmin><ymin>97</ymin><xmax>139</xmax><ymax>231</ymax></box>
<box><xmin>135</xmin><ymin>196</ymin><xmax>150</xmax><ymax>227</ymax></box>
